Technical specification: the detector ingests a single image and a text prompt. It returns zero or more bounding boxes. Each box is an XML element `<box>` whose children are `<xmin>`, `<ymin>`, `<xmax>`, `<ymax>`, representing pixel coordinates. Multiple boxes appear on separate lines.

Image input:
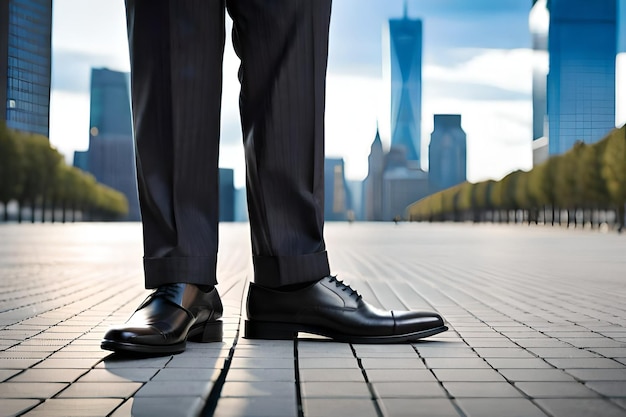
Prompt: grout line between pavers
<box><xmin>349</xmin><ymin>344</ymin><xmax>385</xmax><ymax>417</ymax></box>
<box><xmin>294</xmin><ymin>338</ymin><xmax>304</xmax><ymax>417</ymax></box>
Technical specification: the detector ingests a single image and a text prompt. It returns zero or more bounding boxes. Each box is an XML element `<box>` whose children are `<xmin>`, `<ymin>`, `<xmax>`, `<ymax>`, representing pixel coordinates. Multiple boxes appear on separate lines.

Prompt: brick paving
<box><xmin>0</xmin><ymin>222</ymin><xmax>625</xmax><ymax>417</ymax></box>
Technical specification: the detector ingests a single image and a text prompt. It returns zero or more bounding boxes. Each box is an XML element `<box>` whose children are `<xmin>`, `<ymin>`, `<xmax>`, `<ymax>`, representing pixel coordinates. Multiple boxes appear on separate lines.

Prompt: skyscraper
<box><xmin>428</xmin><ymin>115</ymin><xmax>467</xmax><ymax>193</ymax></box>
<box><xmin>547</xmin><ymin>0</ymin><xmax>617</xmax><ymax>156</ymax></box>
<box><xmin>383</xmin><ymin>4</ymin><xmax>422</xmax><ymax>165</ymax></box>
<box><xmin>363</xmin><ymin>129</ymin><xmax>384</xmax><ymax>221</ymax></box>
<box><xmin>0</xmin><ymin>0</ymin><xmax>52</xmax><ymax>137</ymax></box>
<box><xmin>74</xmin><ymin>68</ymin><xmax>140</xmax><ymax>221</ymax></box>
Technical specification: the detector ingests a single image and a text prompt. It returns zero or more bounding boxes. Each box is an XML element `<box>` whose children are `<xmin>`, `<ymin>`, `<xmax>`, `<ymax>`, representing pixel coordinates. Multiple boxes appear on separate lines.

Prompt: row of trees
<box><xmin>407</xmin><ymin>126</ymin><xmax>626</xmax><ymax>230</ymax></box>
<box><xmin>0</xmin><ymin>122</ymin><xmax>128</xmax><ymax>222</ymax></box>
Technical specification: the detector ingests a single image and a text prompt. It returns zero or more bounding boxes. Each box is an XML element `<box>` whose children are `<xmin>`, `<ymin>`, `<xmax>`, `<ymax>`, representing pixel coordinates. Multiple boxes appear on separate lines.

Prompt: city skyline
<box><xmin>49</xmin><ymin>0</ymin><xmax>626</xmax><ymax>188</ymax></box>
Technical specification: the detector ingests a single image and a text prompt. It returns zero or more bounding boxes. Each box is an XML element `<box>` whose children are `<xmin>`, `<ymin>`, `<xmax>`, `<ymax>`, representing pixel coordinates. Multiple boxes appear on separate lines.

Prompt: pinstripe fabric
<box><xmin>126</xmin><ymin>0</ymin><xmax>332</xmax><ymax>289</ymax></box>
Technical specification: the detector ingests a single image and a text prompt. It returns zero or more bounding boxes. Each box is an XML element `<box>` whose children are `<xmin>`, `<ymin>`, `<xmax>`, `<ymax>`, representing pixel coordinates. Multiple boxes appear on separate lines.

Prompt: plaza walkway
<box><xmin>0</xmin><ymin>222</ymin><xmax>625</xmax><ymax>417</ymax></box>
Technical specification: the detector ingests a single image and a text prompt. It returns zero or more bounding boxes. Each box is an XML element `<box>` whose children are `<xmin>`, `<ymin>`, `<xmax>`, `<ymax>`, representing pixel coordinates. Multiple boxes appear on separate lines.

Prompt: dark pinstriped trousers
<box><xmin>125</xmin><ymin>0</ymin><xmax>332</xmax><ymax>289</ymax></box>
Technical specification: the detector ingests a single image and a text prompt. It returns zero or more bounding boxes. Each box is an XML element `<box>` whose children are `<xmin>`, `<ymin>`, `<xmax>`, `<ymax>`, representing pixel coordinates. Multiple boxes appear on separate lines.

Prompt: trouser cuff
<box><xmin>253</xmin><ymin>251</ymin><xmax>331</xmax><ymax>288</ymax></box>
<box><xmin>144</xmin><ymin>256</ymin><xmax>218</xmax><ymax>289</ymax></box>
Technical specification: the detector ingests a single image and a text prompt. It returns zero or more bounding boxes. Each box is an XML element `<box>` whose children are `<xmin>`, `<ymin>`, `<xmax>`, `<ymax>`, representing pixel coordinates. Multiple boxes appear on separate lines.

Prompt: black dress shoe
<box><xmin>101</xmin><ymin>283</ymin><xmax>223</xmax><ymax>354</ymax></box>
<box><xmin>244</xmin><ymin>276</ymin><xmax>447</xmax><ymax>343</ymax></box>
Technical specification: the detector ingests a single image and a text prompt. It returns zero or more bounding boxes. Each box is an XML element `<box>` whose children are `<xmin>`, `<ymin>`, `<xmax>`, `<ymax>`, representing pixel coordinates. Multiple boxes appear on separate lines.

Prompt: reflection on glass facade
<box><xmin>428</xmin><ymin>115</ymin><xmax>467</xmax><ymax>193</ymax></box>
<box><xmin>547</xmin><ymin>0</ymin><xmax>617</xmax><ymax>156</ymax></box>
<box><xmin>384</xmin><ymin>8</ymin><xmax>422</xmax><ymax>165</ymax></box>
<box><xmin>0</xmin><ymin>0</ymin><xmax>52</xmax><ymax>137</ymax></box>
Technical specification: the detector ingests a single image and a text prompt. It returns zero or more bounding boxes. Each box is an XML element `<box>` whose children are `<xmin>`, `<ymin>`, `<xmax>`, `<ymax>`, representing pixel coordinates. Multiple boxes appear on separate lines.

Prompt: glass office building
<box><xmin>383</xmin><ymin>8</ymin><xmax>422</xmax><ymax>165</ymax></box>
<box><xmin>547</xmin><ymin>0</ymin><xmax>617</xmax><ymax>156</ymax></box>
<box><xmin>0</xmin><ymin>0</ymin><xmax>52</xmax><ymax>137</ymax></box>
<box><xmin>428</xmin><ymin>115</ymin><xmax>467</xmax><ymax>193</ymax></box>
<box><xmin>74</xmin><ymin>68</ymin><xmax>140</xmax><ymax>221</ymax></box>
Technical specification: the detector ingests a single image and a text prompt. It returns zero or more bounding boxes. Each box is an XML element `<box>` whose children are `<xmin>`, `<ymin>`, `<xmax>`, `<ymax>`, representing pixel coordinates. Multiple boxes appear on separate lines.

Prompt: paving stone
<box><xmin>303</xmin><ymin>398</ymin><xmax>379</xmax><ymax>417</ymax></box>
<box><xmin>456</xmin><ymin>398</ymin><xmax>549</xmax><ymax>417</ymax></box>
<box><xmin>229</xmin><ymin>357</ymin><xmax>294</xmax><ymax>369</ymax></box>
<box><xmin>299</xmin><ymin>368</ymin><xmax>364</xmax><ymax>382</ymax></box>
<box><xmin>414</xmin><ymin>347</ymin><xmax>478</xmax><ymax>358</ymax></box>
<box><xmin>498</xmin><ymin>368</ymin><xmax>577</xmax><ymax>382</ymax></box>
<box><xmin>433</xmin><ymin>369</ymin><xmax>506</xmax><ymax>382</ymax></box>
<box><xmin>536</xmin><ymin>398</ymin><xmax>626</xmax><ymax>417</ymax></box>
<box><xmin>425</xmin><ymin>358</ymin><xmax>490</xmax><ymax>369</ymax></box>
<box><xmin>515</xmin><ymin>382</ymin><xmax>601</xmax><ymax>398</ymax></box>
<box><xmin>585</xmin><ymin>381</ymin><xmax>626</xmax><ymax>397</ymax></box>
<box><xmin>8</xmin><ymin>368</ymin><xmax>86</xmax><ymax>383</ymax></box>
<box><xmin>109</xmin><ymin>396</ymin><xmax>203</xmax><ymax>417</ymax></box>
<box><xmin>473</xmin><ymin>348</ymin><xmax>535</xmax><ymax>358</ymax></box>
<box><xmin>33</xmin><ymin>358</ymin><xmax>101</xmax><ymax>369</ymax></box>
<box><xmin>485</xmin><ymin>358</ymin><xmax>553</xmax><ymax>369</ymax></box>
<box><xmin>0</xmin><ymin>382</ymin><xmax>67</xmax><ymax>399</ymax></box>
<box><xmin>380</xmin><ymin>398</ymin><xmax>461</xmax><ymax>417</ymax></box>
<box><xmin>301</xmin><ymin>381</ymin><xmax>371</xmax><ymax>398</ymax></box>
<box><xmin>545</xmin><ymin>357</ymin><xmax>625</xmax><ymax>369</ymax></box>
<box><xmin>56</xmin><ymin>382</ymin><xmax>143</xmax><ymax>398</ymax></box>
<box><xmin>360</xmin><ymin>357</ymin><xmax>425</xmax><ymax>369</ymax></box>
<box><xmin>77</xmin><ymin>368</ymin><xmax>159</xmax><ymax>383</ymax></box>
<box><xmin>220</xmin><ymin>381</ymin><xmax>295</xmax><ymax>398</ymax></box>
<box><xmin>151</xmin><ymin>368</ymin><xmax>220</xmax><ymax>381</ymax></box>
<box><xmin>0</xmin><ymin>369</ymin><xmax>21</xmax><ymax>382</ymax></box>
<box><xmin>372</xmin><ymin>381</ymin><xmax>447</xmax><ymax>398</ymax></box>
<box><xmin>443</xmin><ymin>382</ymin><xmax>523</xmax><ymax>398</ymax></box>
<box><xmin>298</xmin><ymin>357</ymin><xmax>357</xmax><ymax>369</ymax></box>
<box><xmin>21</xmin><ymin>398</ymin><xmax>123</xmax><ymax>416</ymax></box>
<box><xmin>565</xmin><ymin>369</ymin><xmax>626</xmax><ymax>381</ymax></box>
<box><xmin>213</xmin><ymin>397</ymin><xmax>297</xmax><ymax>417</ymax></box>
<box><xmin>134</xmin><ymin>381</ymin><xmax>212</xmax><ymax>398</ymax></box>
<box><xmin>0</xmin><ymin>399</ymin><xmax>40</xmax><ymax>417</ymax></box>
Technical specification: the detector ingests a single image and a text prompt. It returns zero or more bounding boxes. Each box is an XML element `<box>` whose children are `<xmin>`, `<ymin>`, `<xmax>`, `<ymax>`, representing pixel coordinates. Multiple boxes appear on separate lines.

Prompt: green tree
<box><xmin>602</xmin><ymin>127</ymin><xmax>626</xmax><ymax>229</ymax></box>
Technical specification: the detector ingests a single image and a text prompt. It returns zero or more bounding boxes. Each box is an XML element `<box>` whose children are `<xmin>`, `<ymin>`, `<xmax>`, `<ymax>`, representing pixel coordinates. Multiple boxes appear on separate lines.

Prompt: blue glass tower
<box><xmin>0</xmin><ymin>0</ymin><xmax>52</xmax><ymax>137</ymax></box>
<box><xmin>384</xmin><ymin>5</ymin><xmax>422</xmax><ymax>164</ymax></box>
<box><xmin>547</xmin><ymin>0</ymin><xmax>617</xmax><ymax>156</ymax></box>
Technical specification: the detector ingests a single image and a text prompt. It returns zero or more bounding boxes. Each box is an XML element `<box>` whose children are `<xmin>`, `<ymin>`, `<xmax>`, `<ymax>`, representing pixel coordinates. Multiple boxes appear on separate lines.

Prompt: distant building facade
<box><xmin>219</xmin><ymin>168</ymin><xmax>235</xmax><ymax>222</ymax></box>
<box><xmin>384</xmin><ymin>6</ymin><xmax>422</xmax><ymax>164</ymax></box>
<box><xmin>429</xmin><ymin>115</ymin><xmax>467</xmax><ymax>193</ymax></box>
<box><xmin>324</xmin><ymin>158</ymin><xmax>350</xmax><ymax>221</ymax></box>
<box><xmin>546</xmin><ymin>0</ymin><xmax>617</xmax><ymax>156</ymax></box>
<box><xmin>0</xmin><ymin>0</ymin><xmax>52</xmax><ymax>137</ymax></box>
<box><xmin>363</xmin><ymin>129</ymin><xmax>429</xmax><ymax>221</ymax></box>
<box><xmin>74</xmin><ymin>68</ymin><xmax>140</xmax><ymax>221</ymax></box>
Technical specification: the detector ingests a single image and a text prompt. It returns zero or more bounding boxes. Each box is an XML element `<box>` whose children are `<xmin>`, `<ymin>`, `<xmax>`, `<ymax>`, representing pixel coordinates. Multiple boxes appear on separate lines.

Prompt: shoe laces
<box><xmin>328</xmin><ymin>276</ymin><xmax>362</xmax><ymax>300</ymax></box>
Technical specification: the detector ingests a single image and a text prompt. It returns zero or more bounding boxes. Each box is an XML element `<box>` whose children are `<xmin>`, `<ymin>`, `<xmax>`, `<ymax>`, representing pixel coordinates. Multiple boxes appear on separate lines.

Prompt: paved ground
<box><xmin>0</xmin><ymin>222</ymin><xmax>625</xmax><ymax>417</ymax></box>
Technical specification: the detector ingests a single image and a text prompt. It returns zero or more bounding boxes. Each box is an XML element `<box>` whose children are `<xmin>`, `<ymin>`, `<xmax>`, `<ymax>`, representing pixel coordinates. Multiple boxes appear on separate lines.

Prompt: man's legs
<box><xmin>227</xmin><ymin>0</ymin><xmax>332</xmax><ymax>288</ymax></box>
<box><xmin>128</xmin><ymin>0</ymin><xmax>225</xmax><ymax>289</ymax></box>
<box><xmin>101</xmin><ymin>0</ymin><xmax>227</xmax><ymax>354</ymax></box>
<box><xmin>228</xmin><ymin>1</ymin><xmax>448</xmax><ymax>342</ymax></box>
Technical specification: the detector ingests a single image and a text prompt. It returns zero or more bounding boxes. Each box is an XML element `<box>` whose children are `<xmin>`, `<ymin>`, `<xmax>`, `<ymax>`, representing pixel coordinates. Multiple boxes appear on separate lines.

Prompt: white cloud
<box><xmin>424</xmin><ymin>48</ymin><xmax>533</xmax><ymax>94</ymax></box>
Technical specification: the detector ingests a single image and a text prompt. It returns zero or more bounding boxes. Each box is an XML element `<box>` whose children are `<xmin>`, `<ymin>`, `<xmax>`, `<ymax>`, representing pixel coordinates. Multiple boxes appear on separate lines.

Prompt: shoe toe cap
<box><xmin>393</xmin><ymin>310</ymin><xmax>445</xmax><ymax>334</ymax></box>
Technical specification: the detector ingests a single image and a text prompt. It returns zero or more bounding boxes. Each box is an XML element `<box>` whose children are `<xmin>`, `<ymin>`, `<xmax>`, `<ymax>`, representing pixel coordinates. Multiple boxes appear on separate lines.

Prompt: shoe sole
<box><xmin>100</xmin><ymin>320</ymin><xmax>223</xmax><ymax>355</ymax></box>
<box><xmin>244</xmin><ymin>320</ymin><xmax>448</xmax><ymax>344</ymax></box>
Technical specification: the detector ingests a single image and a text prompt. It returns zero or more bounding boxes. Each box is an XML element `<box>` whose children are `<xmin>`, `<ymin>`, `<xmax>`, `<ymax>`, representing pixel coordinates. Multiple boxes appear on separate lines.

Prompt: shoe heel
<box><xmin>189</xmin><ymin>320</ymin><xmax>223</xmax><ymax>343</ymax></box>
<box><xmin>244</xmin><ymin>320</ymin><xmax>298</xmax><ymax>340</ymax></box>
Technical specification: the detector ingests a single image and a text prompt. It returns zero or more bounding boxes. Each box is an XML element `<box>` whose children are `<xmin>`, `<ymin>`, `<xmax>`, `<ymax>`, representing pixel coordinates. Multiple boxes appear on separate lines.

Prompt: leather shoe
<box><xmin>101</xmin><ymin>283</ymin><xmax>223</xmax><ymax>354</ymax></box>
<box><xmin>245</xmin><ymin>276</ymin><xmax>447</xmax><ymax>343</ymax></box>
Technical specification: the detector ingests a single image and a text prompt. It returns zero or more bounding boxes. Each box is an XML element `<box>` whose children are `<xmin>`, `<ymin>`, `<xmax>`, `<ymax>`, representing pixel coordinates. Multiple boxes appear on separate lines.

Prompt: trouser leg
<box><xmin>125</xmin><ymin>0</ymin><xmax>225</xmax><ymax>288</ymax></box>
<box><xmin>227</xmin><ymin>0</ymin><xmax>332</xmax><ymax>288</ymax></box>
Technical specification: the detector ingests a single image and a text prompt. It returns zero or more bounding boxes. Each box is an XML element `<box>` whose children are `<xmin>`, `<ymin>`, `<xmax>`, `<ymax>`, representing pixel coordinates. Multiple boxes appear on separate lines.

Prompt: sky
<box><xmin>49</xmin><ymin>0</ymin><xmax>626</xmax><ymax>188</ymax></box>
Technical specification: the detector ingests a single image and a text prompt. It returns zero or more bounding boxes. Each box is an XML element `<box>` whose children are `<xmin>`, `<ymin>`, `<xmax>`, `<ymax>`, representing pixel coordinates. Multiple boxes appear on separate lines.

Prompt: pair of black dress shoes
<box><xmin>101</xmin><ymin>276</ymin><xmax>447</xmax><ymax>354</ymax></box>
